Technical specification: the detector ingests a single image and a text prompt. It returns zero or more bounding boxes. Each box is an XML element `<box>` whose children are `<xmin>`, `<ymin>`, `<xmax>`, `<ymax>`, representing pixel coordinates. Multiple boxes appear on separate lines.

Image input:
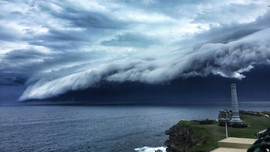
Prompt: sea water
<box><xmin>0</xmin><ymin>102</ymin><xmax>269</xmax><ymax>152</ymax></box>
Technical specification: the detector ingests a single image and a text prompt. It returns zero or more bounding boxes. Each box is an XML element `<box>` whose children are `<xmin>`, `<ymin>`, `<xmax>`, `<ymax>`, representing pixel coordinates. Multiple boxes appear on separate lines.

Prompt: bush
<box><xmin>218</xmin><ymin>120</ymin><xmax>226</xmax><ymax>126</ymax></box>
<box><xmin>198</xmin><ymin>119</ymin><xmax>215</xmax><ymax>125</ymax></box>
<box><xmin>218</xmin><ymin>120</ymin><xmax>248</xmax><ymax>128</ymax></box>
<box><xmin>165</xmin><ymin>121</ymin><xmax>211</xmax><ymax>152</ymax></box>
<box><xmin>248</xmin><ymin>128</ymin><xmax>270</xmax><ymax>152</ymax></box>
<box><xmin>231</xmin><ymin>123</ymin><xmax>248</xmax><ymax>128</ymax></box>
<box><xmin>192</xmin><ymin>119</ymin><xmax>215</xmax><ymax>125</ymax></box>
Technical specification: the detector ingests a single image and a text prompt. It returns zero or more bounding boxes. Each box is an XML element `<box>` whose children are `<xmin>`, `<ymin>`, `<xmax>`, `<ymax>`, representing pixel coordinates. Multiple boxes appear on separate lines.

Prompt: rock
<box><xmin>164</xmin><ymin>121</ymin><xmax>210</xmax><ymax>152</ymax></box>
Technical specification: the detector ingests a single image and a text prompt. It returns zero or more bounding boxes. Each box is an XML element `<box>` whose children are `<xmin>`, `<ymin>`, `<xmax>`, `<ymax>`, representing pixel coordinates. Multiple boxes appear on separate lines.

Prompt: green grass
<box><xmin>191</xmin><ymin>114</ymin><xmax>270</xmax><ymax>151</ymax></box>
<box><xmin>169</xmin><ymin>114</ymin><xmax>270</xmax><ymax>152</ymax></box>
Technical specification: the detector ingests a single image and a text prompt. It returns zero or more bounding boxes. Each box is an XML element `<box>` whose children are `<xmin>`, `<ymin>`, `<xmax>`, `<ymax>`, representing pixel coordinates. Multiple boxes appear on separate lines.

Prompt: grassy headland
<box><xmin>165</xmin><ymin>112</ymin><xmax>270</xmax><ymax>152</ymax></box>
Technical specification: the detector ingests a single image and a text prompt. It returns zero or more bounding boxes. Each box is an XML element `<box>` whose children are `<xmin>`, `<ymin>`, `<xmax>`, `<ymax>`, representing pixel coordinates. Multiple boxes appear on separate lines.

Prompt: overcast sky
<box><xmin>0</xmin><ymin>0</ymin><xmax>270</xmax><ymax>101</ymax></box>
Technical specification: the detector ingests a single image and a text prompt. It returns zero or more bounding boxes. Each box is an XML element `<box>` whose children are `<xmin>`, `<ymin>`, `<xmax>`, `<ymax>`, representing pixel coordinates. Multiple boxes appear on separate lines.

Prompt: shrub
<box><xmin>248</xmin><ymin>128</ymin><xmax>270</xmax><ymax>152</ymax></box>
<box><xmin>231</xmin><ymin>123</ymin><xmax>248</xmax><ymax>128</ymax></box>
<box><xmin>218</xmin><ymin>120</ymin><xmax>229</xmax><ymax>127</ymax></box>
<box><xmin>198</xmin><ymin>119</ymin><xmax>215</xmax><ymax>125</ymax></box>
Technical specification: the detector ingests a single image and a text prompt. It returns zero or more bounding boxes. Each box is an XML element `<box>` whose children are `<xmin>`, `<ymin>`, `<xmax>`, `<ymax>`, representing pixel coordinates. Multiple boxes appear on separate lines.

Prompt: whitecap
<box><xmin>134</xmin><ymin>146</ymin><xmax>166</xmax><ymax>152</ymax></box>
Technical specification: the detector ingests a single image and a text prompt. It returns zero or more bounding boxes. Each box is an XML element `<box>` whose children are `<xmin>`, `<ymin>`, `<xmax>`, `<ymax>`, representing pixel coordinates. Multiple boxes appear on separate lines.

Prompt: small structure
<box><xmin>230</xmin><ymin>84</ymin><xmax>242</xmax><ymax>124</ymax></box>
<box><xmin>218</xmin><ymin>109</ymin><xmax>231</xmax><ymax>120</ymax></box>
<box><xmin>211</xmin><ymin>137</ymin><xmax>256</xmax><ymax>152</ymax></box>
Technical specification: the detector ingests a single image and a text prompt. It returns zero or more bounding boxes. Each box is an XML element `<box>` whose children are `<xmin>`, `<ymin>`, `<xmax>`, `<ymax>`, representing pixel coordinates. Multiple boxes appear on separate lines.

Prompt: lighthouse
<box><xmin>230</xmin><ymin>84</ymin><xmax>242</xmax><ymax>124</ymax></box>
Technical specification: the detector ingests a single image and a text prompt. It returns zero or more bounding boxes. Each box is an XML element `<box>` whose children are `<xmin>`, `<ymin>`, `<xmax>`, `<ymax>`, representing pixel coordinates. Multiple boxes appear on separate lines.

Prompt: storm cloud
<box><xmin>0</xmin><ymin>0</ymin><xmax>270</xmax><ymax>101</ymax></box>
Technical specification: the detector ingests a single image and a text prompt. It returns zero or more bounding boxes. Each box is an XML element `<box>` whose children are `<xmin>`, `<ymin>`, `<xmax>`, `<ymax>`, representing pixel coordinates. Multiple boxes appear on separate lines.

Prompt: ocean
<box><xmin>0</xmin><ymin>102</ymin><xmax>269</xmax><ymax>152</ymax></box>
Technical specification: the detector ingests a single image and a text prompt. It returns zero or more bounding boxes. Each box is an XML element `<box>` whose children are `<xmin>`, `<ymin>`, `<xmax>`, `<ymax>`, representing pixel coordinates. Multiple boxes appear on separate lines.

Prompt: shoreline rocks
<box><xmin>164</xmin><ymin>121</ymin><xmax>210</xmax><ymax>152</ymax></box>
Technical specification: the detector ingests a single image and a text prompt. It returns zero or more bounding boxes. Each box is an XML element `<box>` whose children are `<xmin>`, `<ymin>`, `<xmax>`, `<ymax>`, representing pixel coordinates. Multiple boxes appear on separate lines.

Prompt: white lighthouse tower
<box><xmin>230</xmin><ymin>84</ymin><xmax>242</xmax><ymax>124</ymax></box>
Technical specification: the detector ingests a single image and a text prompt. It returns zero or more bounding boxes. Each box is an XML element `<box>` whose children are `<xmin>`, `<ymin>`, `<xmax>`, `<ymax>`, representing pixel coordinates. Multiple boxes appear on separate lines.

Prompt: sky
<box><xmin>0</xmin><ymin>0</ymin><xmax>270</xmax><ymax>102</ymax></box>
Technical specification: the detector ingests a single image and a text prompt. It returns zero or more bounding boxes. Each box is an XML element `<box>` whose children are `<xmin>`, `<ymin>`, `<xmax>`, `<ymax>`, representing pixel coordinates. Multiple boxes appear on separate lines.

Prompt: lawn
<box><xmin>192</xmin><ymin>114</ymin><xmax>270</xmax><ymax>151</ymax></box>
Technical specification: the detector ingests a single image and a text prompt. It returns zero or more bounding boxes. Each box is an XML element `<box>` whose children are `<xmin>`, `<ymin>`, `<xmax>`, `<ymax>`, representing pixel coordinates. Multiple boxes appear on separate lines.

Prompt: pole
<box><xmin>225</xmin><ymin>113</ymin><xmax>228</xmax><ymax>138</ymax></box>
<box><xmin>225</xmin><ymin>121</ymin><xmax>228</xmax><ymax>138</ymax></box>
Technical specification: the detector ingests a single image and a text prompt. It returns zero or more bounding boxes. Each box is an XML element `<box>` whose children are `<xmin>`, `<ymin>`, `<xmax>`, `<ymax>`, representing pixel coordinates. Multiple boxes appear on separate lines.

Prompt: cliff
<box><xmin>165</xmin><ymin>121</ymin><xmax>214</xmax><ymax>152</ymax></box>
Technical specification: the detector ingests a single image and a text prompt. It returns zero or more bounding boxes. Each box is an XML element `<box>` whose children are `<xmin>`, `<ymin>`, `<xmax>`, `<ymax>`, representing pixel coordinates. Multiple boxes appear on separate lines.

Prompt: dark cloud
<box><xmin>4</xmin><ymin>49</ymin><xmax>46</xmax><ymax>60</ymax></box>
<box><xmin>0</xmin><ymin>48</ymin><xmax>106</xmax><ymax>78</ymax></box>
<box><xmin>193</xmin><ymin>3</ymin><xmax>266</xmax><ymax>24</ymax></box>
<box><xmin>38</xmin><ymin>1</ymin><xmax>126</xmax><ymax>29</ymax></box>
<box><xmin>34</xmin><ymin>65</ymin><xmax>270</xmax><ymax>103</ymax></box>
<box><xmin>101</xmin><ymin>33</ymin><xmax>158</xmax><ymax>48</ymax></box>
<box><xmin>176</xmin><ymin>11</ymin><xmax>270</xmax><ymax>49</ymax></box>
<box><xmin>200</xmin><ymin>12</ymin><xmax>270</xmax><ymax>43</ymax></box>
<box><xmin>0</xmin><ymin>74</ymin><xmax>26</xmax><ymax>85</ymax></box>
<box><xmin>115</xmin><ymin>0</ymin><xmax>207</xmax><ymax>19</ymax></box>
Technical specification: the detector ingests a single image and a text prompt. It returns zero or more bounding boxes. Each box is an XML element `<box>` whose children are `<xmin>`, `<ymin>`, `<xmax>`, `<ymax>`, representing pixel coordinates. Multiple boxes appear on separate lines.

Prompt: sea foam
<box><xmin>134</xmin><ymin>146</ymin><xmax>166</xmax><ymax>152</ymax></box>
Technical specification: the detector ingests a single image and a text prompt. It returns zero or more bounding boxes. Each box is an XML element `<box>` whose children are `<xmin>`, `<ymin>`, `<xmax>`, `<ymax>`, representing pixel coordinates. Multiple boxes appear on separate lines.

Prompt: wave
<box><xmin>134</xmin><ymin>146</ymin><xmax>166</xmax><ymax>152</ymax></box>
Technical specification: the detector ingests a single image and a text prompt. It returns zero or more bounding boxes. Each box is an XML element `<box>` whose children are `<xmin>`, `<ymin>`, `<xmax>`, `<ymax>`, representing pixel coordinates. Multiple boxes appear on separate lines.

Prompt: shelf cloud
<box><xmin>0</xmin><ymin>0</ymin><xmax>270</xmax><ymax>101</ymax></box>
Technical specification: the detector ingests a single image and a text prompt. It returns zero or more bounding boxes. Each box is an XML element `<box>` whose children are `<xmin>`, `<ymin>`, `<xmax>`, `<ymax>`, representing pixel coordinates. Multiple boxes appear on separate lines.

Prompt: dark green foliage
<box><xmin>198</xmin><ymin>119</ymin><xmax>215</xmax><ymax>125</ymax></box>
<box><xmin>218</xmin><ymin>120</ymin><xmax>247</xmax><ymax>128</ymax></box>
<box><xmin>218</xmin><ymin>120</ymin><xmax>226</xmax><ymax>126</ymax></box>
<box><xmin>248</xmin><ymin>128</ymin><xmax>270</xmax><ymax>152</ymax></box>
<box><xmin>165</xmin><ymin>121</ymin><xmax>212</xmax><ymax>152</ymax></box>
<box><xmin>231</xmin><ymin>123</ymin><xmax>248</xmax><ymax>128</ymax></box>
<box><xmin>192</xmin><ymin>119</ymin><xmax>215</xmax><ymax>125</ymax></box>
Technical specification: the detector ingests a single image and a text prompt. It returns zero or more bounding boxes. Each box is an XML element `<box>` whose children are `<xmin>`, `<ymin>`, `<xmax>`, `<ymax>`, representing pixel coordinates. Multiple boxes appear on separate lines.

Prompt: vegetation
<box><xmin>248</xmin><ymin>128</ymin><xmax>270</xmax><ymax>152</ymax></box>
<box><xmin>165</xmin><ymin>121</ymin><xmax>212</xmax><ymax>152</ymax></box>
<box><xmin>192</xmin><ymin>119</ymin><xmax>215</xmax><ymax>125</ymax></box>
<box><xmin>218</xmin><ymin>120</ymin><xmax>248</xmax><ymax>128</ymax></box>
<box><xmin>165</xmin><ymin>113</ymin><xmax>270</xmax><ymax>152</ymax></box>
